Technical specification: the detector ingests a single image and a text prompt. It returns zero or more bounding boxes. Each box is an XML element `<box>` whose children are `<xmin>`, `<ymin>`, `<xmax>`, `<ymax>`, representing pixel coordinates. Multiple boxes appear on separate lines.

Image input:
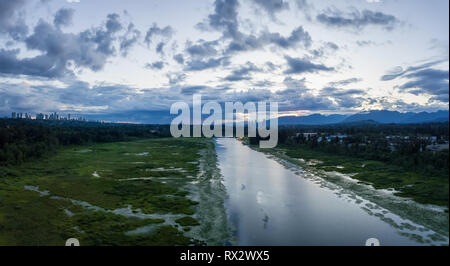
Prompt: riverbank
<box><xmin>0</xmin><ymin>138</ymin><xmax>228</xmax><ymax>245</ymax></box>
<box><xmin>243</xmin><ymin>140</ymin><xmax>449</xmax><ymax>243</ymax></box>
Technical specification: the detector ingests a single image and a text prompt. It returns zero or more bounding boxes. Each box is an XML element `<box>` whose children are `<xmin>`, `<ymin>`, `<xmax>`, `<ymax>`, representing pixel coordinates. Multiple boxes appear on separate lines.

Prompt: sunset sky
<box><xmin>0</xmin><ymin>0</ymin><xmax>448</xmax><ymax>121</ymax></box>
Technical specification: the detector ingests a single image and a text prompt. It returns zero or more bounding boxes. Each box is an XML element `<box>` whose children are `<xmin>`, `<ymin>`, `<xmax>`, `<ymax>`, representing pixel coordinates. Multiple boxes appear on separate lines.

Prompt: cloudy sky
<box><xmin>0</xmin><ymin>0</ymin><xmax>448</xmax><ymax>121</ymax></box>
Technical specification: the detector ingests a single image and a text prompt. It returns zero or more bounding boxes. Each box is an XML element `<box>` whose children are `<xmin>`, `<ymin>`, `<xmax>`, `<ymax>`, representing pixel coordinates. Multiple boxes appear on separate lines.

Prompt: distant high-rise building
<box><xmin>9</xmin><ymin>111</ymin><xmax>87</xmax><ymax>122</ymax></box>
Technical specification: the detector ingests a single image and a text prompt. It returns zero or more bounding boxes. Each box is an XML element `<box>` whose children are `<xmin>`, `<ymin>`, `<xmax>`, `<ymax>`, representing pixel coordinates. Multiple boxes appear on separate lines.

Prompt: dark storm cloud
<box><xmin>144</xmin><ymin>23</ymin><xmax>174</xmax><ymax>46</ymax></box>
<box><xmin>284</xmin><ymin>56</ymin><xmax>333</xmax><ymax>74</ymax></box>
<box><xmin>53</xmin><ymin>8</ymin><xmax>75</xmax><ymax>28</ymax></box>
<box><xmin>251</xmin><ymin>0</ymin><xmax>289</xmax><ymax>16</ymax></box>
<box><xmin>0</xmin><ymin>0</ymin><xmax>29</xmax><ymax>41</ymax></box>
<box><xmin>316</xmin><ymin>9</ymin><xmax>399</xmax><ymax>31</ymax></box>
<box><xmin>223</xmin><ymin>62</ymin><xmax>261</xmax><ymax>81</ymax></box>
<box><xmin>0</xmin><ymin>13</ymin><xmax>126</xmax><ymax>78</ymax></box>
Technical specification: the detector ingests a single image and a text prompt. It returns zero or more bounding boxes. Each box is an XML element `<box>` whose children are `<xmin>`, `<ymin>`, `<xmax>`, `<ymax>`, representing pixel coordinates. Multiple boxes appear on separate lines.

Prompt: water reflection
<box><xmin>215</xmin><ymin>138</ymin><xmax>427</xmax><ymax>246</ymax></box>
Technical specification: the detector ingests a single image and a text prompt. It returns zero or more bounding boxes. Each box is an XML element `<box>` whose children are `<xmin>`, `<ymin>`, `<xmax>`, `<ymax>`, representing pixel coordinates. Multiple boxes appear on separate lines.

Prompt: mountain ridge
<box><xmin>279</xmin><ymin>110</ymin><xmax>449</xmax><ymax>125</ymax></box>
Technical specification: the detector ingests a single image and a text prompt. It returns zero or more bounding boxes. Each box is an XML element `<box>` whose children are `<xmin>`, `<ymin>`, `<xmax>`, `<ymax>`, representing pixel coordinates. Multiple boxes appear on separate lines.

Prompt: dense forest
<box><xmin>0</xmin><ymin>119</ymin><xmax>170</xmax><ymax>165</ymax></box>
<box><xmin>250</xmin><ymin>122</ymin><xmax>449</xmax><ymax>178</ymax></box>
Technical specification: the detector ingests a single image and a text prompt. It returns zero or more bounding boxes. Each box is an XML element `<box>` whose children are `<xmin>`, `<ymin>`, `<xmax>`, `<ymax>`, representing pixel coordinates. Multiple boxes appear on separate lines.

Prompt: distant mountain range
<box><xmin>279</xmin><ymin>110</ymin><xmax>449</xmax><ymax>125</ymax></box>
<box><xmin>62</xmin><ymin>109</ymin><xmax>450</xmax><ymax>125</ymax></box>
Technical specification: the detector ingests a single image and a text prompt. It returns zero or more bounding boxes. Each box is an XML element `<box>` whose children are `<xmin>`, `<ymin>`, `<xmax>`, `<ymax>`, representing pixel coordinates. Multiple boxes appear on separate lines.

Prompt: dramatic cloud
<box><xmin>0</xmin><ymin>0</ymin><xmax>29</xmax><ymax>40</ymax></box>
<box><xmin>0</xmin><ymin>13</ymin><xmax>126</xmax><ymax>78</ymax></box>
<box><xmin>317</xmin><ymin>87</ymin><xmax>366</xmax><ymax>109</ymax></box>
<box><xmin>199</xmin><ymin>0</ymin><xmax>311</xmax><ymax>55</ymax></box>
<box><xmin>321</xmin><ymin>87</ymin><xmax>365</xmax><ymax>96</ymax></box>
<box><xmin>0</xmin><ymin>0</ymin><xmax>447</xmax><ymax>118</ymax></box>
<box><xmin>180</xmin><ymin>85</ymin><xmax>209</xmax><ymax>95</ymax></box>
<box><xmin>185</xmin><ymin>56</ymin><xmax>230</xmax><ymax>71</ymax></box>
<box><xmin>284</xmin><ymin>56</ymin><xmax>334</xmax><ymax>74</ymax></box>
<box><xmin>120</xmin><ymin>23</ymin><xmax>141</xmax><ymax>56</ymax></box>
<box><xmin>381</xmin><ymin>60</ymin><xmax>449</xmax><ymax>102</ymax></box>
<box><xmin>399</xmin><ymin>69</ymin><xmax>449</xmax><ymax>102</ymax></box>
<box><xmin>173</xmin><ymin>54</ymin><xmax>185</xmax><ymax>64</ymax></box>
<box><xmin>309</xmin><ymin>42</ymin><xmax>339</xmax><ymax>59</ymax></box>
<box><xmin>144</xmin><ymin>23</ymin><xmax>174</xmax><ymax>46</ymax></box>
<box><xmin>251</xmin><ymin>0</ymin><xmax>290</xmax><ymax>17</ymax></box>
<box><xmin>381</xmin><ymin>60</ymin><xmax>446</xmax><ymax>81</ymax></box>
<box><xmin>317</xmin><ymin>9</ymin><xmax>399</xmax><ymax>31</ymax></box>
<box><xmin>53</xmin><ymin>8</ymin><xmax>75</xmax><ymax>28</ymax></box>
<box><xmin>146</xmin><ymin>61</ymin><xmax>165</xmax><ymax>70</ymax></box>
<box><xmin>328</xmin><ymin>77</ymin><xmax>362</xmax><ymax>87</ymax></box>
<box><xmin>223</xmin><ymin>62</ymin><xmax>261</xmax><ymax>81</ymax></box>
<box><xmin>227</xmin><ymin>26</ymin><xmax>312</xmax><ymax>53</ymax></box>
<box><xmin>166</xmin><ymin>72</ymin><xmax>186</xmax><ymax>85</ymax></box>
<box><xmin>185</xmin><ymin>40</ymin><xmax>219</xmax><ymax>58</ymax></box>
<box><xmin>275</xmin><ymin>78</ymin><xmax>337</xmax><ymax>111</ymax></box>
<box><xmin>86</xmin><ymin>13</ymin><xmax>123</xmax><ymax>55</ymax></box>
<box><xmin>203</xmin><ymin>0</ymin><xmax>241</xmax><ymax>39</ymax></box>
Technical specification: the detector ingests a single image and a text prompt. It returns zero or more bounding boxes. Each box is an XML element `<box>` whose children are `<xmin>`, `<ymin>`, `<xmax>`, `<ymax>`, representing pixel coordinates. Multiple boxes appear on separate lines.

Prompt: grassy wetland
<box><xmin>0</xmin><ymin>138</ymin><xmax>229</xmax><ymax>246</ymax></box>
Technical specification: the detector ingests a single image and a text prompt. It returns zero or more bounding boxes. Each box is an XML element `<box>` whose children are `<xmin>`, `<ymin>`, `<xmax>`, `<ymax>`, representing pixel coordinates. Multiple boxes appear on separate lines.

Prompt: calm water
<box><xmin>215</xmin><ymin>138</ymin><xmax>422</xmax><ymax>246</ymax></box>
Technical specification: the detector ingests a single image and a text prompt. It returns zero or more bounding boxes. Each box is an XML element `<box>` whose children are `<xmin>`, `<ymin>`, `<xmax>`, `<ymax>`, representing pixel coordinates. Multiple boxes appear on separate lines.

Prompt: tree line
<box><xmin>0</xmin><ymin>119</ymin><xmax>171</xmax><ymax>165</ymax></box>
<box><xmin>250</xmin><ymin>122</ymin><xmax>449</xmax><ymax>178</ymax></box>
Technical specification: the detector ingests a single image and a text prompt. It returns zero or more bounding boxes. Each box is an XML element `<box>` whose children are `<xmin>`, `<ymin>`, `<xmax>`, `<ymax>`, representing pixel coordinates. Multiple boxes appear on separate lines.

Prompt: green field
<box><xmin>0</xmin><ymin>138</ymin><xmax>222</xmax><ymax>246</ymax></box>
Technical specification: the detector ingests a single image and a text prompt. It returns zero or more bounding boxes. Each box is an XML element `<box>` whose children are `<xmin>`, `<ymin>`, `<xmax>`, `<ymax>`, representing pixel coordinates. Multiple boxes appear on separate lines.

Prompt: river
<box><xmin>215</xmin><ymin>138</ymin><xmax>438</xmax><ymax>246</ymax></box>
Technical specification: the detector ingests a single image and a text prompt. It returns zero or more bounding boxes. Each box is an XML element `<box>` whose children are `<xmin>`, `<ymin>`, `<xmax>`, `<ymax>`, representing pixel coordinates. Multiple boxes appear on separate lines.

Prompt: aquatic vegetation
<box><xmin>0</xmin><ymin>138</ymin><xmax>223</xmax><ymax>246</ymax></box>
<box><xmin>176</xmin><ymin>217</ymin><xmax>200</xmax><ymax>226</ymax></box>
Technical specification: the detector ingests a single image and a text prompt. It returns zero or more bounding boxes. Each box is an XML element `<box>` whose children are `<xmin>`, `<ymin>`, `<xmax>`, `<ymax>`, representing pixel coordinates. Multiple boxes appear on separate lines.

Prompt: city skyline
<box><xmin>10</xmin><ymin>111</ymin><xmax>86</xmax><ymax>121</ymax></box>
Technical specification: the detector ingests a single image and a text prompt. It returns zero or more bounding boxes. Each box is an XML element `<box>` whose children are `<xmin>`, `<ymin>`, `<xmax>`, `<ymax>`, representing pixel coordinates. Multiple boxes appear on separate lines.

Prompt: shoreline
<box><xmin>243</xmin><ymin>140</ymin><xmax>449</xmax><ymax>244</ymax></box>
<box><xmin>184</xmin><ymin>138</ymin><xmax>233</xmax><ymax>245</ymax></box>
